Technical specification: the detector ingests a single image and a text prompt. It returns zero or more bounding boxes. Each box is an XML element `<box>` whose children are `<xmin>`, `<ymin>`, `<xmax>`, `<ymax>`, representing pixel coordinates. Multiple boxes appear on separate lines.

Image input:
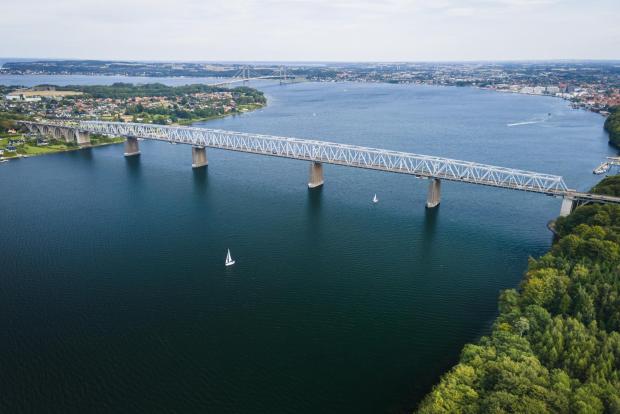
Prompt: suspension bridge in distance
<box><xmin>207</xmin><ymin>65</ymin><xmax>301</xmax><ymax>87</ymax></box>
<box><xmin>18</xmin><ymin>120</ymin><xmax>620</xmax><ymax>217</ymax></box>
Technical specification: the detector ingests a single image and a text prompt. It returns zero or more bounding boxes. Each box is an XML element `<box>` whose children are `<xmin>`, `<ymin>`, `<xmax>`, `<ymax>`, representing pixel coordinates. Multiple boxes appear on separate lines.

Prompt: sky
<box><xmin>2</xmin><ymin>0</ymin><xmax>619</xmax><ymax>62</ymax></box>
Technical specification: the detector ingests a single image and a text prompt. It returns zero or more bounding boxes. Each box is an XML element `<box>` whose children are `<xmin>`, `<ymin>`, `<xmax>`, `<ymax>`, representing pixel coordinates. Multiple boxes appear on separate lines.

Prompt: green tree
<box><xmin>416</xmin><ymin>177</ymin><xmax>620</xmax><ymax>413</ymax></box>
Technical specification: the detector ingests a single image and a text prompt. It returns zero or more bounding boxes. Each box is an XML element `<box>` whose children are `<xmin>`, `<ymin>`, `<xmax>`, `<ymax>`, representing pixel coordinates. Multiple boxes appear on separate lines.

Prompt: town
<box><xmin>1</xmin><ymin>83</ymin><xmax>265</xmax><ymax>124</ymax></box>
<box><xmin>306</xmin><ymin>61</ymin><xmax>620</xmax><ymax>114</ymax></box>
<box><xmin>0</xmin><ymin>82</ymin><xmax>266</xmax><ymax>160</ymax></box>
<box><xmin>3</xmin><ymin>60</ymin><xmax>619</xmax><ymax>113</ymax></box>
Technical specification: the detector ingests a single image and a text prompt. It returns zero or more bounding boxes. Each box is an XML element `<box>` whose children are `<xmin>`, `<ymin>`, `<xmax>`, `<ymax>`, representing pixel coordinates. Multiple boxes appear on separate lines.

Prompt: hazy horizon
<box><xmin>3</xmin><ymin>0</ymin><xmax>619</xmax><ymax>62</ymax></box>
<box><xmin>2</xmin><ymin>58</ymin><xmax>620</xmax><ymax>64</ymax></box>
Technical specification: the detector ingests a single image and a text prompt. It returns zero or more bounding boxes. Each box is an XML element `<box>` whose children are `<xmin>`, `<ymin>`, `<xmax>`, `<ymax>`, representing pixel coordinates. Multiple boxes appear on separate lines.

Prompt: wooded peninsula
<box><xmin>605</xmin><ymin>107</ymin><xmax>620</xmax><ymax>148</ymax></box>
<box><xmin>417</xmin><ymin>175</ymin><xmax>620</xmax><ymax>413</ymax></box>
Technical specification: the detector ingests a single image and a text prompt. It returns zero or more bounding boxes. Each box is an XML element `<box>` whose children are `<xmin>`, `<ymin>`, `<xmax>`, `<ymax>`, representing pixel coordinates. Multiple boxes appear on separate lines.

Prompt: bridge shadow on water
<box><xmin>191</xmin><ymin>167</ymin><xmax>209</xmax><ymax>197</ymax></box>
<box><xmin>306</xmin><ymin>186</ymin><xmax>323</xmax><ymax>218</ymax></box>
<box><xmin>124</xmin><ymin>155</ymin><xmax>142</xmax><ymax>180</ymax></box>
<box><xmin>305</xmin><ymin>186</ymin><xmax>324</xmax><ymax>243</ymax></box>
<box><xmin>419</xmin><ymin>206</ymin><xmax>440</xmax><ymax>264</ymax></box>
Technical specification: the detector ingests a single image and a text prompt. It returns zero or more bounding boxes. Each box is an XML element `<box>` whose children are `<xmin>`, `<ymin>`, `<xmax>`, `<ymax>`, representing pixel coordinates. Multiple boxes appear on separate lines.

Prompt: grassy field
<box><xmin>0</xmin><ymin>133</ymin><xmax>123</xmax><ymax>160</ymax></box>
<box><xmin>7</xmin><ymin>90</ymin><xmax>83</xmax><ymax>98</ymax></box>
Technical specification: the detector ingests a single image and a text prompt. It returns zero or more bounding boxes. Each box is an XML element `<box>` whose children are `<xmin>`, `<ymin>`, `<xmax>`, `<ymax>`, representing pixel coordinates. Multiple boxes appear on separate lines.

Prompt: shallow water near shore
<box><xmin>0</xmin><ymin>79</ymin><xmax>614</xmax><ymax>413</ymax></box>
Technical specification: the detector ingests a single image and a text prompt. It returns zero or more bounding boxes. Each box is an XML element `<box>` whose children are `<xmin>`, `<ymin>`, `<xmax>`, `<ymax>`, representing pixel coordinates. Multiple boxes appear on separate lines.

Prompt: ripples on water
<box><xmin>0</xmin><ymin>79</ymin><xmax>614</xmax><ymax>413</ymax></box>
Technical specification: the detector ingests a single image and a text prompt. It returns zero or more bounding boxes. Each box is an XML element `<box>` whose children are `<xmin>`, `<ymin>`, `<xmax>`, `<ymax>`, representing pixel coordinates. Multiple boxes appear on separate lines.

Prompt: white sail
<box><xmin>225</xmin><ymin>249</ymin><xmax>235</xmax><ymax>266</ymax></box>
<box><xmin>372</xmin><ymin>194</ymin><xmax>378</xmax><ymax>203</ymax></box>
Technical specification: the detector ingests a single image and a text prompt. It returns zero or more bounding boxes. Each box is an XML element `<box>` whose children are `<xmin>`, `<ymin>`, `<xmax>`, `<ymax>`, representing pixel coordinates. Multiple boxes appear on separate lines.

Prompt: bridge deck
<box><xmin>19</xmin><ymin>120</ymin><xmax>583</xmax><ymax>197</ymax></box>
<box><xmin>570</xmin><ymin>192</ymin><xmax>620</xmax><ymax>204</ymax></box>
<box><xmin>77</xmin><ymin>120</ymin><xmax>570</xmax><ymax>195</ymax></box>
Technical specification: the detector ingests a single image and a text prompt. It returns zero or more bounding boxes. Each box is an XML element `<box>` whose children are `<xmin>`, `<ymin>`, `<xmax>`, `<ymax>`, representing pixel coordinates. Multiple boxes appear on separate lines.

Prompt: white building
<box><xmin>5</xmin><ymin>94</ymin><xmax>41</xmax><ymax>102</ymax></box>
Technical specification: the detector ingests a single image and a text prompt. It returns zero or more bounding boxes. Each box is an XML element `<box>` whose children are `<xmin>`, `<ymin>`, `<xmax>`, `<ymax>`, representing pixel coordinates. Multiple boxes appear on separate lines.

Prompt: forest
<box><xmin>416</xmin><ymin>176</ymin><xmax>620</xmax><ymax>413</ymax></box>
<box><xmin>605</xmin><ymin>106</ymin><xmax>620</xmax><ymax>147</ymax></box>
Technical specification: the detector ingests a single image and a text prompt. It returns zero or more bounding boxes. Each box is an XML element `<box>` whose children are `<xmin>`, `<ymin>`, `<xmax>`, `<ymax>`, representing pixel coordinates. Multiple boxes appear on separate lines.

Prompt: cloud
<box><xmin>1</xmin><ymin>0</ymin><xmax>618</xmax><ymax>61</ymax></box>
<box><xmin>446</xmin><ymin>7</ymin><xmax>477</xmax><ymax>16</ymax></box>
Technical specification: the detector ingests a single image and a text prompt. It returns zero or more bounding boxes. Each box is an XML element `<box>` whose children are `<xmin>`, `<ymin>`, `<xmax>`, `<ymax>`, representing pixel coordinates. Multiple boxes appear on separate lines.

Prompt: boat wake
<box><xmin>507</xmin><ymin>113</ymin><xmax>551</xmax><ymax>127</ymax></box>
<box><xmin>507</xmin><ymin>120</ymin><xmax>542</xmax><ymax>127</ymax></box>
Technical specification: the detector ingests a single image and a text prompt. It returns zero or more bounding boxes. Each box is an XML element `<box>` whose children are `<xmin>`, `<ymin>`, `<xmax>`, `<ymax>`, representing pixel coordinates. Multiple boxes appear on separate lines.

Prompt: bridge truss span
<box><xmin>78</xmin><ymin>120</ymin><xmax>568</xmax><ymax>195</ymax></box>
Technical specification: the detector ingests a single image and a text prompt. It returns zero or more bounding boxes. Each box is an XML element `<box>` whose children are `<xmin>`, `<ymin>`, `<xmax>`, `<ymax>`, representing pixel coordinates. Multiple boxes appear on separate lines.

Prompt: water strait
<box><xmin>0</xmin><ymin>78</ymin><xmax>614</xmax><ymax>413</ymax></box>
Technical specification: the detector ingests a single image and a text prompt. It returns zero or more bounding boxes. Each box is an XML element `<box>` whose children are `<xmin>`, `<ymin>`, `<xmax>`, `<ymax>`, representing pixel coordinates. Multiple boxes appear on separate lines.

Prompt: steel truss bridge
<box><xmin>19</xmin><ymin>120</ymin><xmax>620</xmax><ymax>216</ymax></box>
<box><xmin>82</xmin><ymin>120</ymin><xmax>568</xmax><ymax>194</ymax></box>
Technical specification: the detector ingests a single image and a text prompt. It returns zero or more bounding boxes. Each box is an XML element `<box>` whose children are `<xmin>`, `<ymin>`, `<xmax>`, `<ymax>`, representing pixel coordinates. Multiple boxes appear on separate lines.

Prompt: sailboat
<box><xmin>372</xmin><ymin>194</ymin><xmax>379</xmax><ymax>203</ymax></box>
<box><xmin>225</xmin><ymin>249</ymin><xmax>236</xmax><ymax>266</ymax></box>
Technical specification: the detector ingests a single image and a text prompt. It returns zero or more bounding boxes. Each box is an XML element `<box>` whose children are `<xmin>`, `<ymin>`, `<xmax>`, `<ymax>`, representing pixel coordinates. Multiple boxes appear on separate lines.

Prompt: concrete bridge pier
<box><xmin>559</xmin><ymin>196</ymin><xmax>575</xmax><ymax>217</ymax></box>
<box><xmin>76</xmin><ymin>131</ymin><xmax>91</xmax><ymax>147</ymax></box>
<box><xmin>308</xmin><ymin>161</ymin><xmax>324</xmax><ymax>188</ymax></box>
<box><xmin>192</xmin><ymin>146</ymin><xmax>208</xmax><ymax>168</ymax></box>
<box><xmin>426</xmin><ymin>178</ymin><xmax>441</xmax><ymax>208</ymax></box>
<box><xmin>35</xmin><ymin>125</ymin><xmax>46</xmax><ymax>138</ymax></box>
<box><xmin>61</xmin><ymin>128</ymin><xmax>74</xmax><ymax>143</ymax></box>
<box><xmin>124</xmin><ymin>136</ymin><xmax>140</xmax><ymax>157</ymax></box>
<box><xmin>51</xmin><ymin>127</ymin><xmax>62</xmax><ymax>141</ymax></box>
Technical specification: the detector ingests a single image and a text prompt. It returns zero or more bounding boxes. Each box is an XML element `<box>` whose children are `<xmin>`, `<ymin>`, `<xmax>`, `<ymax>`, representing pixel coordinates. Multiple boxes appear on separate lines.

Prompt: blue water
<box><xmin>0</xmin><ymin>79</ymin><xmax>613</xmax><ymax>413</ymax></box>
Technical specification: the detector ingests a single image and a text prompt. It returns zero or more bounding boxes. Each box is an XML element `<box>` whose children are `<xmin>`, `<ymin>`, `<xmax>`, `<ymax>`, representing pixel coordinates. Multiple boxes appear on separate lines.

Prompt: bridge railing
<box><xmin>77</xmin><ymin>120</ymin><xmax>569</xmax><ymax>195</ymax></box>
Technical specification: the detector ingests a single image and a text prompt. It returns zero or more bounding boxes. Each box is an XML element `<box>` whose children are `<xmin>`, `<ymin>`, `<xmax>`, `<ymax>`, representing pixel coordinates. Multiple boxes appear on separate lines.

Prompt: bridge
<box><xmin>18</xmin><ymin>120</ymin><xmax>620</xmax><ymax>216</ymax></box>
<box><xmin>208</xmin><ymin>65</ymin><xmax>298</xmax><ymax>87</ymax></box>
<box><xmin>208</xmin><ymin>75</ymin><xmax>283</xmax><ymax>87</ymax></box>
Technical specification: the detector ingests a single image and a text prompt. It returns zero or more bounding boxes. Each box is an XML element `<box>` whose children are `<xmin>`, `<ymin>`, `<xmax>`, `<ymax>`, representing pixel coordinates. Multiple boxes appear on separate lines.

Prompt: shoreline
<box><xmin>0</xmin><ymin>139</ymin><xmax>124</xmax><ymax>162</ymax></box>
<box><xmin>479</xmin><ymin>86</ymin><xmax>610</xmax><ymax>117</ymax></box>
<box><xmin>0</xmin><ymin>103</ymin><xmax>267</xmax><ymax>162</ymax></box>
<box><xmin>0</xmin><ymin>70</ymin><xmax>610</xmax><ymax>117</ymax></box>
<box><xmin>303</xmin><ymin>78</ymin><xmax>612</xmax><ymax>118</ymax></box>
<box><xmin>177</xmin><ymin>102</ymin><xmax>266</xmax><ymax>125</ymax></box>
<box><xmin>416</xmin><ymin>179</ymin><xmax>620</xmax><ymax>412</ymax></box>
<box><xmin>1</xmin><ymin>74</ymin><xmax>615</xmax><ymax>411</ymax></box>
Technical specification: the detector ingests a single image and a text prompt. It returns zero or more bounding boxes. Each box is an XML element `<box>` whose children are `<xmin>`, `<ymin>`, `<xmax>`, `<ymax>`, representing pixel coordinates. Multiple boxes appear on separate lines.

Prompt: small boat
<box><xmin>225</xmin><ymin>249</ymin><xmax>236</xmax><ymax>267</ymax></box>
<box><xmin>594</xmin><ymin>163</ymin><xmax>610</xmax><ymax>175</ymax></box>
<box><xmin>372</xmin><ymin>194</ymin><xmax>379</xmax><ymax>203</ymax></box>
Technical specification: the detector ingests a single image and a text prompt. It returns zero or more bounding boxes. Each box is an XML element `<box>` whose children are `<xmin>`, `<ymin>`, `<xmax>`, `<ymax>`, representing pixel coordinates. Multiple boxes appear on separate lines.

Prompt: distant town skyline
<box><xmin>2</xmin><ymin>0</ymin><xmax>619</xmax><ymax>62</ymax></box>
